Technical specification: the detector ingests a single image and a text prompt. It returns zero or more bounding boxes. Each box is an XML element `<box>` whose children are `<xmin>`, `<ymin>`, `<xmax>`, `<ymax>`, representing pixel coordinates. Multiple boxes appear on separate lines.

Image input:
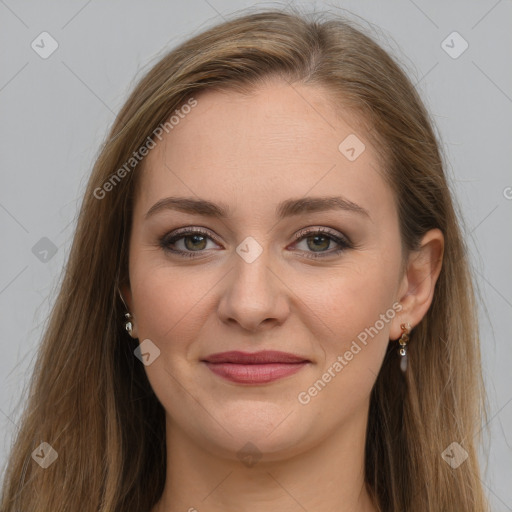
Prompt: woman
<box><xmin>0</xmin><ymin>7</ymin><xmax>489</xmax><ymax>512</ymax></box>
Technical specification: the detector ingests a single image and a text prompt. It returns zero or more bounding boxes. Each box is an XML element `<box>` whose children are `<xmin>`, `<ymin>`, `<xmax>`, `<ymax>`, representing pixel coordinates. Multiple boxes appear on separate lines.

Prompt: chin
<box><xmin>203</xmin><ymin>428</ymin><xmax>309</xmax><ymax>465</ymax></box>
<box><xmin>197</xmin><ymin>406</ymin><xmax>312</xmax><ymax>460</ymax></box>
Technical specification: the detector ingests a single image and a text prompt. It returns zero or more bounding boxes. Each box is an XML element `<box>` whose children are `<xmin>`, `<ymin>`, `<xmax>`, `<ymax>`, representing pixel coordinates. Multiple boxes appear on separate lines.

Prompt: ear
<box><xmin>390</xmin><ymin>228</ymin><xmax>444</xmax><ymax>340</ymax></box>
<box><xmin>120</xmin><ymin>282</ymin><xmax>133</xmax><ymax>311</ymax></box>
<box><xmin>120</xmin><ymin>282</ymin><xmax>138</xmax><ymax>338</ymax></box>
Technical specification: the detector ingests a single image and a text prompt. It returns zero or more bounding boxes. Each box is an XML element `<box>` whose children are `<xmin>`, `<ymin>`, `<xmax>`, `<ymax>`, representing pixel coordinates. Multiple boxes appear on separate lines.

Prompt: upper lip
<box><xmin>202</xmin><ymin>350</ymin><xmax>310</xmax><ymax>364</ymax></box>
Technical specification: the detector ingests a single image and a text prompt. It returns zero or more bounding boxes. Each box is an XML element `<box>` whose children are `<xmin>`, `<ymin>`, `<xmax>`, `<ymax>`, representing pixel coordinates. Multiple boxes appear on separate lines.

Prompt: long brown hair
<box><xmin>1</xmin><ymin>6</ymin><xmax>489</xmax><ymax>511</ymax></box>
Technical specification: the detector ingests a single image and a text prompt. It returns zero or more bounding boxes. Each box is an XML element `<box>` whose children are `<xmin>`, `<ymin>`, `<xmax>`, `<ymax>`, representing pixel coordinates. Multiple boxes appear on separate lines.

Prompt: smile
<box><xmin>201</xmin><ymin>350</ymin><xmax>311</xmax><ymax>384</ymax></box>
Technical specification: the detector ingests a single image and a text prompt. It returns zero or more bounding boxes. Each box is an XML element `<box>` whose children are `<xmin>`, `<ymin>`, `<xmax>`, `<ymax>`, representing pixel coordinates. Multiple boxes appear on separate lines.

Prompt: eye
<box><xmin>291</xmin><ymin>227</ymin><xmax>352</xmax><ymax>259</ymax></box>
<box><xmin>159</xmin><ymin>226</ymin><xmax>353</xmax><ymax>259</ymax></box>
<box><xmin>159</xmin><ymin>227</ymin><xmax>221</xmax><ymax>258</ymax></box>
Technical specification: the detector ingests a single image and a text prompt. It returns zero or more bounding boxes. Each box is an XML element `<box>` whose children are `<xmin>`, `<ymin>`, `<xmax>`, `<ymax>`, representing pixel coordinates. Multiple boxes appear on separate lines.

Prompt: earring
<box><xmin>118</xmin><ymin>287</ymin><xmax>136</xmax><ymax>338</ymax></box>
<box><xmin>398</xmin><ymin>322</ymin><xmax>412</xmax><ymax>373</ymax></box>
<box><xmin>124</xmin><ymin>312</ymin><xmax>134</xmax><ymax>336</ymax></box>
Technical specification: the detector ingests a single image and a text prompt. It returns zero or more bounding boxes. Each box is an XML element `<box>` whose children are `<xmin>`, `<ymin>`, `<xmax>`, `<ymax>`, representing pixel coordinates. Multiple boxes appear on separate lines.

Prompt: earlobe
<box><xmin>392</xmin><ymin>228</ymin><xmax>444</xmax><ymax>337</ymax></box>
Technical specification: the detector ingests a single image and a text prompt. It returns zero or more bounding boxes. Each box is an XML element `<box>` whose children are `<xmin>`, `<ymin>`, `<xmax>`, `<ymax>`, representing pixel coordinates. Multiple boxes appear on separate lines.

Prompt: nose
<box><xmin>217</xmin><ymin>249</ymin><xmax>290</xmax><ymax>333</ymax></box>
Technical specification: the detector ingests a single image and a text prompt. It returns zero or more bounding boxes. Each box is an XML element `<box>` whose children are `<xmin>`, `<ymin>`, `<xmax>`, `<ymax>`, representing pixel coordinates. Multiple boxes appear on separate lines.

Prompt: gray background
<box><xmin>1</xmin><ymin>0</ymin><xmax>511</xmax><ymax>509</ymax></box>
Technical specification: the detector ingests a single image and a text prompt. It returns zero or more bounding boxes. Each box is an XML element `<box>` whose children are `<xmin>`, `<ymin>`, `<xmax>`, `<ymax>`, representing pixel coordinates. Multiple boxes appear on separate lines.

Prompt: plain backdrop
<box><xmin>1</xmin><ymin>0</ymin><xmax>511</xmax><ymax>509</ymax></box>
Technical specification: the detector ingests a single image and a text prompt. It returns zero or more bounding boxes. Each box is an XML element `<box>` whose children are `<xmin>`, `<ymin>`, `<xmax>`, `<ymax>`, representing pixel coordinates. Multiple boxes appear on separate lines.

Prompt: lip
<box><xmin>201</xmin><ymin>350</ymin><xmax>310</xmax><ymax>384</ymax></box>
<box><xmin>202</xmin><ymin>350</ymin><xmax>309</xmax><ymax>364</ymax></box>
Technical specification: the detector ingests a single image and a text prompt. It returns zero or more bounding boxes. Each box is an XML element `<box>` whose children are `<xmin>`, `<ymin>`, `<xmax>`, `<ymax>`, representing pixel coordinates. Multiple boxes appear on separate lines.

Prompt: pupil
<box><xmin>185</xmin><ymin>234</ymin><xmax>206</xmax><ymax>251</ymax></box>
<box><xmin>309</xmin><ymin>235</ymin><xmax>329</xmax><ymax>251</ymax></box>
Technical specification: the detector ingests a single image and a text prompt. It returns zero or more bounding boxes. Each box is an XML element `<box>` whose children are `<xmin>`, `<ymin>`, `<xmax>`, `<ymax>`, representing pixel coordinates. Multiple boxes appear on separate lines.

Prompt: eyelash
<box><xmin>159</xmin><ymin>226</ymin><xmax>353</xmax><ymax>260</ymax></box>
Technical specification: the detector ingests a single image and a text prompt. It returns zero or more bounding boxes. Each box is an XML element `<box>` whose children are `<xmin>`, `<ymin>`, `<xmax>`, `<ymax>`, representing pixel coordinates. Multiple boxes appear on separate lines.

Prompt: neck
<box><xmin>152</xmin><ymin>404</ymin><xmax>377</xmax><ymax>512</ymax></box>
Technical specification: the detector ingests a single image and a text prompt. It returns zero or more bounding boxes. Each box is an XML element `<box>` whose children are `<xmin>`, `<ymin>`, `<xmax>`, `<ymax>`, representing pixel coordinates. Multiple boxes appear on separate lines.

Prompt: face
<box><xmin>123</xmin><ymin>79</ymin><xmax>406</xmax><ymax>461</ymax></box>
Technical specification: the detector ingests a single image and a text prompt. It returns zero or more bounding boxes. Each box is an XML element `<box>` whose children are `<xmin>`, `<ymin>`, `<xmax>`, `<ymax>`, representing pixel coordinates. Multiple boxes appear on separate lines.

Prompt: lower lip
<box><xmin>203</xmin><ymin>362</ymin><xmax>308</xmax><ymax>384</ymax></box>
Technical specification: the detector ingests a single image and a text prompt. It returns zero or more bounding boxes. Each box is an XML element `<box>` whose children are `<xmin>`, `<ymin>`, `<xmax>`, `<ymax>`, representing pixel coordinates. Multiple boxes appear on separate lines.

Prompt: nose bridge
<box><xmin>217</xmin><ymin>237</ymin><xmax>288</xmax><ymax>331</ymax></box>
<box><xmin>230</xmin><ymin>240</ymin><xmax>277</xmax><ymax>306</ymax></box>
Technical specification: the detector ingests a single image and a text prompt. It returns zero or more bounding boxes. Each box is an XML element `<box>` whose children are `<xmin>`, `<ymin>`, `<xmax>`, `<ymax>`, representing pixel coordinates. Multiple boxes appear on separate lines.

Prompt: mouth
<box><xmin>201</xmin><ymin>350</ymin><xmax>311</xmax><ymax>384</ymax></box>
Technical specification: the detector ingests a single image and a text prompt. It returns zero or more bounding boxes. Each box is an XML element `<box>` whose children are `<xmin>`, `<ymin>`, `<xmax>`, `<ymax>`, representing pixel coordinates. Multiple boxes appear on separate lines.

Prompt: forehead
<box><xmin>135</xmin><ymin>80</ymin><xmax>395</xmax><ymax>223</ymax></box>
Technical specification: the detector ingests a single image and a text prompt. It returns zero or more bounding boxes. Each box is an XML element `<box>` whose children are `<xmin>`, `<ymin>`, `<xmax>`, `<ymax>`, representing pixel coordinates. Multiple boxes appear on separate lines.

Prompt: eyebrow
<box><xmin>144</xmin><ymin>195</ymin><xmax>371</xmax><ymax>221</ymax></box>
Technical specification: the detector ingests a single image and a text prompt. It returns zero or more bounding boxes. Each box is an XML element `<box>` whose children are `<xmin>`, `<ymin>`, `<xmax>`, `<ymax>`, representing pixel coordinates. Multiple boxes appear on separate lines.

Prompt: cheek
<box><xmin>300</xmin><ymin>255</ymin><xmax>399</xmax><ymax>381</ymax></box>
<box><xmin>309</xmin><ymin>255</ymin><xmax>398</xmax><ymax>333</ymax></box>
<box><xmin>130</xmin><ymin>264</ymin><xmax>212</xmax><ymax>346</ymax></box>
<box><xmin>296</xmin><ymin>283</ymin><xmax>395</xmax><ymax>416</ymax></box>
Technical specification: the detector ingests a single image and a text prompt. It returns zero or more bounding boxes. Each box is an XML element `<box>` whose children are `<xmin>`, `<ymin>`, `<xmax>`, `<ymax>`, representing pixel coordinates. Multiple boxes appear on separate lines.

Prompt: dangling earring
<box><xmin>398</xmin><ymin>322</ymin><xmax>412</xmax><ymax>373</ymax></box>
<box><xmin>118</xmin><ymin>287</ymin><xmax>136</xmax><ymax>338</ymax></box>
<box><xmin>124</xmin><ymin>312</ymin><xmax>134</xmax><ymax>336</ymax></box>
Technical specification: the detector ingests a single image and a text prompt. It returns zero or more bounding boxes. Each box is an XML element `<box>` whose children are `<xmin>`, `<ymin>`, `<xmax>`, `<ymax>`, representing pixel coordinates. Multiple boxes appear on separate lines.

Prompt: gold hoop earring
<box><xmin>398</xmin><ymin>322</ymin><xmax>412</xmax><ymax>373</ymax></box>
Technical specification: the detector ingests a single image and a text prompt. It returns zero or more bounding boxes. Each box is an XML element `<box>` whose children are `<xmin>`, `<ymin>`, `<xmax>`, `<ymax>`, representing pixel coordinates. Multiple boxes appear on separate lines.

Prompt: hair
<box><xmin>1</xmin><ymin>6</ymin><xmax>489</xmax><ymax>512</ymax></box>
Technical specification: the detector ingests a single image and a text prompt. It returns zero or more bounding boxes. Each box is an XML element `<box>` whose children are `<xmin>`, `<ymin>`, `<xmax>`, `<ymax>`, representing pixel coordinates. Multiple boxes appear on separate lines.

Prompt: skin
<box><xmin>122</xmin><ymin>79</ymin><xmax>444</xmax><ymax>512</ymax></box>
